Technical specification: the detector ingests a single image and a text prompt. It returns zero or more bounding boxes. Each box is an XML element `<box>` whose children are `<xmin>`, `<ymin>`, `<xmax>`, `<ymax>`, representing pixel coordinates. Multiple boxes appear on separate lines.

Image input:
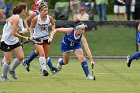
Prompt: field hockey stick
<box><xmin>91</xmin><ymin>63</ymin><xmax>96</xmax><ymax>80</ymax></box>
<box><xmin>21</xmin><ymin>41</ymin><xmax>29</xmax><ymax>45</ymax></box>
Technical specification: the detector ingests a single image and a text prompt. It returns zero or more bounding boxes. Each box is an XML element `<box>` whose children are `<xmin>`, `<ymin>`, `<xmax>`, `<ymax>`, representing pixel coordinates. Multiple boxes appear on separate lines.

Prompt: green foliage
<box><xmin>4</xmin><ymin>0</ymin><xmax>114</xmax><ymax>14</ymax></box>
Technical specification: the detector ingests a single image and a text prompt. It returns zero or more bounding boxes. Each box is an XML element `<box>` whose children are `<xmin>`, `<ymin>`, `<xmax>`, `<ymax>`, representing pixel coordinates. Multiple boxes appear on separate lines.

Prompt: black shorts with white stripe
<box><xmin>0</xmin><ymin>41</ymin><xmax>21</xmax><ymax>52</ymax></box>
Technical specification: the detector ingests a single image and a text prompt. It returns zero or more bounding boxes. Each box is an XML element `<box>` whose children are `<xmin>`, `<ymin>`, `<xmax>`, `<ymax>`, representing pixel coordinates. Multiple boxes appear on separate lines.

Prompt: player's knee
<box><xmin>38</xmin><ymin>53</ymin><xmax>45</xmax><ymax>57</ymax></box>
<box><xmin>78</xmin><ymin>57</ymin><xmax>86</xmax><ymax>62</ymax></box>
<box><xmin>18</xmin><ymin>56</ymin><xmax>24</xmax><ymax>61</ymax></box>
<box><xmin>5</xmin><ymin>57</ymin><xmax>12</xmax><ymax>64</ymax></box>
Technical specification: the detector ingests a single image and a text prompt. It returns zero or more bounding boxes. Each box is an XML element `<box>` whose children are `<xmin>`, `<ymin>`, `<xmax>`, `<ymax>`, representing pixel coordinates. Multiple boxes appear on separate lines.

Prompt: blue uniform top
<box><xmin>61</xmin><ymin>28</ymin><xmax>82</xmax><ymax>53</ymax></box>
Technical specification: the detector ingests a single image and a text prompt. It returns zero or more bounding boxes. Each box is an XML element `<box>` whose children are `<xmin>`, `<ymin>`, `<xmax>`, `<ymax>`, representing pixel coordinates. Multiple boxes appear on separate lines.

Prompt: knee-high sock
<box><xmin>1</xmin><ymin>62</ymin><xmax>10</xmax><ymax>77</ymax></box>
<box><xmin>81</xmin><ymin>61</ymin><xmax>90</xmax><ymax>77</ymax></box>
<box><xmin>58</xmin><ymin>58</ymin><xmax>65</xmax><ymax>65</ymax></box>
<box><xmin>26</xmin><ymin>51</ymin><xmax>38</xmax><ymax>65</ymax></box>
<box><xmin>47</xmin><ymin>57</ymin><xmax>54</xmax><ymax>69</ymax></box>
<box><xmin>1</xmin><ymin>56</ymin><xmax>5</xmax><ymax>66</ymax></box>
<box><xmin>39</xmin><ymin>57</ymin><xmax>47</xmax><ymax>72</ymax></box>
<box><xmin>9</xmin><ymin>58</ymin><xmax>21</xmax><ymax>71</ymax></box>
<box><xmin>130</xmin><ymin>52</ymin><xmax>140</xmax><ymax>61</ymax></box>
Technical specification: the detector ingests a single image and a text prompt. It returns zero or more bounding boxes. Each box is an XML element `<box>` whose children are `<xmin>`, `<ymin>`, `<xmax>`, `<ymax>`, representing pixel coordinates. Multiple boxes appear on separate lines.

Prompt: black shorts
<box><xmin>33</xmin><ymin>39</ymin><xmax>50</xmax><ymax>45</ymax></box>
<box><xmin>0</xmin><ymin>41</ymin><xmax>21</xmax><ymax>52</ymax></box>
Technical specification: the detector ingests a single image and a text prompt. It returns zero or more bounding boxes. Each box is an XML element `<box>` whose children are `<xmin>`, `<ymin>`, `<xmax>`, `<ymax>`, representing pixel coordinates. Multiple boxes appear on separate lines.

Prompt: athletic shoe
<box><xmin>127</xmin><ymin>55</ymin><xmax>132</xmax><ymax>67</ymax></box>
<box><xmin>56</xmin><ymin>58</ymin><xmax>62</xmax><ymax>71</ymax></box>
<box><xmin>86</xmin><ymin>74</ymin><xmax>94</xmax><ymax>80</ymax></box>
<box><xmin>22</xmin><ymin>60</ymin><xmax>30</xmax><ymax>72</ymax></box>
<box><xmin>50</xmin><ymin>67</ymin><xmax>58</xmax><ymax>74</ymax></box>
<box><xmin>1</xmin><ymin>76</ymin><xmax>9</xmax><ymax>82</ymax></box>
<box><xmin>9</xmin><ymin>70</ymin><xmax>17</xmax><ymax>79</ymax></box>
<box><xmin>43</xmin><ymin>70</ymin><xmax>49</xmax><ymax>76</ymax></box>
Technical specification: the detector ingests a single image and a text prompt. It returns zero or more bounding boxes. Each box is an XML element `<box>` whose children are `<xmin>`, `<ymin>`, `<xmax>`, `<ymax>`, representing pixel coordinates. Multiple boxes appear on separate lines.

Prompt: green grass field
<box><xmin>1</xmin><ymin>59</ymin><xmax>140</xmax><ymax>93</ymax></box>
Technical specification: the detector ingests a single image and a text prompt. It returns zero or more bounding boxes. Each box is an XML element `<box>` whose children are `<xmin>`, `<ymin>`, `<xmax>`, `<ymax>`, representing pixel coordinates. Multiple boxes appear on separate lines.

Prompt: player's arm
<box><xmin>48</xmin><ymin>28</ymin><xmax>73</xmax><ymax>43</ymax></box>
<box><xmin>24</xmin><ymin>12</ymin><xmax>36</xmax><ymax>29</ymax></box>
<box><xmin>12</xmin><ymin>15</ymin><xmax>29</xmax><ymax>42</ymax></box>
<box><xmin>29</xmin><ymin>16</ymin><xmax>37</xmax><ymax>38</ymax></box>
<box><xmin>49</xmin><ymin>16</ymin><xmax>55</xmax><ymax>30</ymax></box>
<box><xmin>81</xmin><ymin>34</ymin><xmax>95</xmax><ymax>64</ymax></box>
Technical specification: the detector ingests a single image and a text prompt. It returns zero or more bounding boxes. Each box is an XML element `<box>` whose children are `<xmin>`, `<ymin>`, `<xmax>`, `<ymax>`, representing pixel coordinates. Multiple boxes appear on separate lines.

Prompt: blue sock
<box><xmin>47</xmin><ymin>57</ymin><xmax>54</xmax><ymax>69</ymax></box>
<box><xmin>137</xmin><ymin>31</ymin><xmax>140</xmax><ymax>43</ymax></box>
<box><xmin>58</xmin><ymin>58</ymin><xmax>65</xmax><ymax>65</ymax></box>
<box><xmin>26</xmin><ymin>51</ymin><xmax>38</xmax><ymax>65</ymax></box>
<box><xmin>130</xmin><ymin>52</ymin><xmax>140</xmax><ymax>61</ymax></box>
<box><xmin>81</xmin><ymin>61</ymin><xmax>90</xmax><ymax>77</ymax></box>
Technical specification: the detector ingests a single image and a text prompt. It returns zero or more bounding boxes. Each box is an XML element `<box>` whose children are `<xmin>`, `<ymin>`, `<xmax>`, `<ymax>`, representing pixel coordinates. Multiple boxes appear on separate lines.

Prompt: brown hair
<box><xmin>38</xmin><ymin>4</ymin><xmax>48</xmax><ymax>11</ymax></box>
<box><xmin>12</xmin><ymin>3</ymin><xmax>27</xmax><ymax>14</ymax></box>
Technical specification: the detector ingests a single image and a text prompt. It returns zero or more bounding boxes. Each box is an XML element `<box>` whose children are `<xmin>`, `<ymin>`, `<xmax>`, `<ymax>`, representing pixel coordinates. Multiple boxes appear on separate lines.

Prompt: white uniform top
<box><xmin>33</xmin><ymin>15</ymin><xmax>50</xmax><ymax>39</ymax></box>
<box><xmin>1</xmin><ymin>15</ymin><xmax>24</xmax><ymax>45</ymax></box>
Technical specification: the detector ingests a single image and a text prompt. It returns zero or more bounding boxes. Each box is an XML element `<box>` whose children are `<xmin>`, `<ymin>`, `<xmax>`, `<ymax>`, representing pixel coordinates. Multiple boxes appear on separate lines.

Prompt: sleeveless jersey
<box><xmin>33</xmin><ymin>15</ymin><xmax>50</xmax><ymax>38</ymax></box>
<box><xmin>1</xmin><ymin>15</ymin><xmax>24</xmax><ymax>45</ymax></box>
<box><xmin>61</xmin><ymin>28</ymin><xmax>82</xmax><ymax>53</ymax></box>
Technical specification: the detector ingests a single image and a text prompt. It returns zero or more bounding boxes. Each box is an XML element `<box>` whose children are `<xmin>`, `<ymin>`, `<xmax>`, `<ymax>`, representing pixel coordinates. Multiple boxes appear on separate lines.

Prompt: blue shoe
<box><xmin>22</xmin><ymin>60</ymin><xmax>30</xmax><ymax>72</ymax></box>
<box><xmin>9</xmin><ymin>70</ymin><xmax>17</xmax><ymax>79</ymax></box>
<box><xmin>1</xmin><ymin>76</ymin><xmax>9</xmax><ymax>82</ymax></box>
<box><xmin>127</xmin><ymin>55</ymin><xmax>132</xmax><ymax>67</ymax></box>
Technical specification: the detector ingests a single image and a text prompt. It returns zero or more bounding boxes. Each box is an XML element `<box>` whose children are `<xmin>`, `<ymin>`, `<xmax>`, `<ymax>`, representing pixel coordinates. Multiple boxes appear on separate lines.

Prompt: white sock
<box><xmin>39</xmin><ymin>57</ymin><xmax>47</xmax><ymax>72</ymax></box>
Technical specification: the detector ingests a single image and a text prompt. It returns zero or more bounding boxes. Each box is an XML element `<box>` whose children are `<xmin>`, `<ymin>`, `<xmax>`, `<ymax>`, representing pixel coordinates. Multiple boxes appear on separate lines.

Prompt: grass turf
<box><xmin>1</xmin><ymin>59</ymin><xmax>140</xmax><ymax>93</ymax></box>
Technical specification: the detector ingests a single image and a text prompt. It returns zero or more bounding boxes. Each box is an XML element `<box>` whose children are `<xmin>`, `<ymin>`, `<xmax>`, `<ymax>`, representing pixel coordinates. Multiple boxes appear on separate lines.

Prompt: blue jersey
<box><xmin>61</xmin><ymin>28</ymin><xmax>82</xmax><ymax>53</ymax></box>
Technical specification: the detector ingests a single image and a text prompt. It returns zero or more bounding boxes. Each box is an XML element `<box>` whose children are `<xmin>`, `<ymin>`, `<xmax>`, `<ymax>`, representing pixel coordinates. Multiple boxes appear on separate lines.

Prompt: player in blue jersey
<box><xmin>127</xmin><ymin>23</ymin><xmax>140</xmax><ymax>67</ymax></box>
<box><xmin>23</xmin><ymin>0</ymin><xmax>58</xmax><ymax>73</ymax></box>
<box><xmin>48</xmin><ymin>22</ymin><xmax>95</xmax><ymax>80</ymax></box>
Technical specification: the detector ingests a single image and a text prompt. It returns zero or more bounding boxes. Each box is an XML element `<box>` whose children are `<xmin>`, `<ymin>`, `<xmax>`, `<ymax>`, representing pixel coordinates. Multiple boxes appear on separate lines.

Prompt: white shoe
<box><xmin>86</xmin><ymin>74</ymin><xmax>94</xmax><ymax>80</ymax></box>
<box><xmin>127</xmin><ymin>55</ymin><xmax>130</xmax><ymax>63</ymax></box>
<box><xmin>1</xmin><ymin>76</ymin><xmax>9</xmax><ymax>82</ymax></box>
<box><xmin>56</xmin><ymin>58</ymin><xmax>63</xmax><ymax>71</ymax></box>
<box><xmin>127</xmin><ymin>55</ymin><xmax>132</xmax><ymax>67</ymax></box>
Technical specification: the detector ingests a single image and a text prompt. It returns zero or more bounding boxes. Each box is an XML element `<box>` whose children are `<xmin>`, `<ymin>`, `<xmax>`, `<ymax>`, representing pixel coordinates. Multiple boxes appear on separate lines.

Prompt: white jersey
<box><xmin>33</xmin><ymin>15</ymin><xmax>50</xmax><ymax>39</ymax></box>
<box><xmin>1</xmin><ymin>15</ymin><xmax>24</xmax><ymax>45</ymax></box>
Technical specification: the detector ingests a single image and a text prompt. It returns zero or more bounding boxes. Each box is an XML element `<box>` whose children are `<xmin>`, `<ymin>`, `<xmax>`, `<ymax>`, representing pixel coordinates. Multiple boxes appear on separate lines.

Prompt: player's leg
<box><xmin>74</xmin><ymin>49</ymin><xmax>93</xmax><ymax>80</ymax></box>
<box><xmin>26</xmin><ymin>50</ymin><xmax>38</xmax><ymax>65</ymax></box>
<box><xmin>35</xmin><ymin>44</ymin><xmax>48</xmax><ymax>76</ymax></box>
<box><xmin>47</xmin><ymin>57</ymin><xmax>58</xmax><ymax>74</ymax></box>
<box><xmin>56</xmin><ymin>52</ymin><xmax>70</xmax><ymax>71</ymax></box>
<box><xmin>1</xmin><ymin>52</ymin><xmax>12</xmax><ymax>82</ymax></box>
<box><xmin>23</xmin><ymin>50</ymin><xmax>38</xmax><ymax>72</ymax></box>
<box><xmin>127</xmin><ymin>52</ymin><xmax>140</xmax><ymax>67</ymax></box>
<box><xmin>44</xmin><ymin>44</ymin><xmax>58</xmax><ymax>74</ymax></box>
<box><xmin>1</xmin><ymin>56</ymin><xmax>5</xmax><ymax>66</ymax></box>
<box><xmin>10</xmin><ymin>46</ymin><xmax>24</xmax><ymax>79</ymax></box>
